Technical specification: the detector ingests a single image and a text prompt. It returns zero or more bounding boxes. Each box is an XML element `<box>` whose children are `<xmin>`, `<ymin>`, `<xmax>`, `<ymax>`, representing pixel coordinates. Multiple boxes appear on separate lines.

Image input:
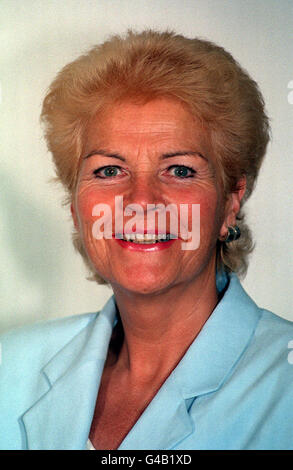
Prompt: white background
<box><xmin>1</xmin><ymin>0</ymin><xmax>293</xmax><ymax>332</ymax></box>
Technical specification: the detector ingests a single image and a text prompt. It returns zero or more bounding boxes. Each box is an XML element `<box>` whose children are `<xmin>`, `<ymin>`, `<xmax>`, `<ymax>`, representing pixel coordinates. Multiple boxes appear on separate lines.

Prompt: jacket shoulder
<box><xmin>0</xmin><ymin>311</ymin><xmax>99</xmax><ymax>449</ymax></box>
<box><xmin>257</xmin><ymin>307</ymin><xmax>293</xmax><ymax>337</ymax></box>
<box><xmin>0</xmin><ymin>311</ymin><xmax>98</xmax><ymax>373</ymax></box>
<box><xmin>239</xmin><ymin>307</ymin><xmax>293</xmax><ymax>380</ymax></box>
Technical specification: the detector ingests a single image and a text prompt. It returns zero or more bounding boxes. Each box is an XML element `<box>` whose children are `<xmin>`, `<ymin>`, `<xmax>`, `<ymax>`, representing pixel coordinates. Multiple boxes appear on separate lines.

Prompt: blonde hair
<box><xmin>41</xmin><ymin>30</ymin><xmax>270</xmax><ymax>283</ymax></box>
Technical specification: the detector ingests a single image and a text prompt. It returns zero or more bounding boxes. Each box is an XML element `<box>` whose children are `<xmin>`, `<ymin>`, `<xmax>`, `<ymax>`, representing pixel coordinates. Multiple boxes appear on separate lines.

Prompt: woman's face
<box><xmin>72</xmin><ymin>97</ymin><xmax>235</xmax><ymax>294</ymax></box>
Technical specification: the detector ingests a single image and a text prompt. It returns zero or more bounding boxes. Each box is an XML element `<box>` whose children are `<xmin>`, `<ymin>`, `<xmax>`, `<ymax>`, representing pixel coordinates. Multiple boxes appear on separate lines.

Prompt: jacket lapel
<box><xmin>118</xmin><ymin>372</ymin><xmax>194</xmax><ymax>450</ymax></box>
<box><xmin>119</xmin><ymin>274</ymin><xmax>262</xmax><ymax>449</ymax></box>
<box><xmin>21</xmin><ymin>296</ymin><xmax>117</xmax><ymax>450</ymax></box>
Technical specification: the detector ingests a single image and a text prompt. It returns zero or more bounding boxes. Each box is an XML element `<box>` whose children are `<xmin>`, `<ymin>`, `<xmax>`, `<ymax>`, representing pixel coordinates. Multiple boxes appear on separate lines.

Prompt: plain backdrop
<box><xmin>1</xmin><ymin>0</ymin><xmax>293</xmax><ymax>332</ymax></box>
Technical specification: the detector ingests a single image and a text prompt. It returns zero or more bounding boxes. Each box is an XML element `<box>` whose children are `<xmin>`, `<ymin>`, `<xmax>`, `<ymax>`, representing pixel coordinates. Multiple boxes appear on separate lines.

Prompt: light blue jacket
<box><xmin>1</xmin><ymin>273</ymin><xmax>293</xmax><ymax>450</ymax></box>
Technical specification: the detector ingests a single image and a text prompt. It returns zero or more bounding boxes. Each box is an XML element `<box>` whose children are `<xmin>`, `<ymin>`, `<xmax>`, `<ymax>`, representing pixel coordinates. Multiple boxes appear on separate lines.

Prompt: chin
<box><xmin>110</xmin><ymin>269</ymin><xmax>176</xmax><ymax>296</ymax></box>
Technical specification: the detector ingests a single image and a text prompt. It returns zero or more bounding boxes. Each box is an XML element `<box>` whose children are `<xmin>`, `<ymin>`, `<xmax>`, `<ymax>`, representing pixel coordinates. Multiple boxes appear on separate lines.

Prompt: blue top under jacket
<box><xmin>0</xmin><ymin>272</ymin><xmax>293</xmax><ymax>450</ymax></box>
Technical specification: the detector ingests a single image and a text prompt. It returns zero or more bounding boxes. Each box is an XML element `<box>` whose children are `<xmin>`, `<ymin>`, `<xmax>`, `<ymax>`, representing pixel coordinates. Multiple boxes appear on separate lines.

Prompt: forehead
<box><xmin>84</xmin><ymin>97</ymin><xmax>212</xmax><ymax>156</ymax></box>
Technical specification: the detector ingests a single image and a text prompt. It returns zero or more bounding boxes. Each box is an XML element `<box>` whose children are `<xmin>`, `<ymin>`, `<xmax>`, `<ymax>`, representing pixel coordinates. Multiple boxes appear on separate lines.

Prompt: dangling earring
<box><xmin>223</xmin><ymin>225</ymin><xmax>241</xmax><ymax>243</ymax></box>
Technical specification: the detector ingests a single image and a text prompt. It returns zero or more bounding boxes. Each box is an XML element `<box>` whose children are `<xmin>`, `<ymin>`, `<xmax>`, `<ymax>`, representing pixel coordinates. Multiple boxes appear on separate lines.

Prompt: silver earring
<box><xmin>224</xmin><ymin>225</ymin><xmax>241</xmax><ymax>243</ymax></box>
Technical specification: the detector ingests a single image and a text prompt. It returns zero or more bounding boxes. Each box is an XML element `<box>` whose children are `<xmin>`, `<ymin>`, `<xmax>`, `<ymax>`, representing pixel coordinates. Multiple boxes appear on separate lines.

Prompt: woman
<box><xmin>1</xmin><ymin>30</ymin><xmax>293</xmax><ymax>450</ymax></box>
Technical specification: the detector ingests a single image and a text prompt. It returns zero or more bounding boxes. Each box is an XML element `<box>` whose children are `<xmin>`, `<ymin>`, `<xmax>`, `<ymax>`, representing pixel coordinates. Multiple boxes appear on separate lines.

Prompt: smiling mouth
<box><xmin>116</xmin><ymin>233</ymin><xmax>177</xmax><ymax>244</ymax></box>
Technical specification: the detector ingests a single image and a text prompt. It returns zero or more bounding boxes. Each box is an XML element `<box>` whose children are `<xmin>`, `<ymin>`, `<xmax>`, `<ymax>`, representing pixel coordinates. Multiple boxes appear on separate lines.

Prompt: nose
<box><xmin>124</xmin><ymin>174</ymin><xmax>162</xmax><ymax>211</ymax></box>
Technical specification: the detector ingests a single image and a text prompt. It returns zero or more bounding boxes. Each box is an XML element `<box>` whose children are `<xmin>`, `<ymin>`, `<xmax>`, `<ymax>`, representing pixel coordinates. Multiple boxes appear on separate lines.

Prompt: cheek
<box><xmin>199</xmin><ymin>194</ymin><xmax>219</xmax><ymax>223</ymax></box>
<box><xmin>76</xmin><ymin>186</ymin><xmax>110</xmax><ymax>223</ymax></box>
<box><xmin>179</xmin><ymin>188</ymin><xmax>221</xmax><ymax>232</ymax></box>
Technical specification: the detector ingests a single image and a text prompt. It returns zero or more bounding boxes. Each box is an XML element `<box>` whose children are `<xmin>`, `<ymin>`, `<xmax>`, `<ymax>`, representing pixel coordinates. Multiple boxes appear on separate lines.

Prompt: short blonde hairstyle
<box><xmin>41</xmin><ymin>30</ymin><xmax>270</xmax><ymax>283</ymax></box>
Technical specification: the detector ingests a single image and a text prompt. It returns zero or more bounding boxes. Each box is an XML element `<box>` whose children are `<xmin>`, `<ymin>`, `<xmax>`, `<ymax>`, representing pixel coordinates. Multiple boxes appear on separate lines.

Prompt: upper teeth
<box><xmin>119</xmin><ymin>233</ymin><xmax>174</xmax><ymax>243</ymax></box>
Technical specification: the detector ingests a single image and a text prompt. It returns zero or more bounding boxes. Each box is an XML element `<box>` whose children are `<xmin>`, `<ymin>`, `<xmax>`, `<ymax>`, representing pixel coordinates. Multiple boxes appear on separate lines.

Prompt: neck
<box><xmin>110</xmin><ymin>260</ymin><xmax>219</xmax><ymax>385</ymax></box>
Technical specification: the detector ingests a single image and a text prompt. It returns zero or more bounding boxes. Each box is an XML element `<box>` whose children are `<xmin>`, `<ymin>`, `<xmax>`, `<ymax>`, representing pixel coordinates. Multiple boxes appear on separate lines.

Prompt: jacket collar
<box><xmin>21</xmin><ymin>273</ymin><xmax>261</xmax><ymax>450</ymax></box>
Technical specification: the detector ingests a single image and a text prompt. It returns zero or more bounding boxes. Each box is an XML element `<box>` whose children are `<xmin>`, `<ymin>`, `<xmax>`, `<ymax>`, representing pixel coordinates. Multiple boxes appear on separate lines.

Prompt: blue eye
<box><xmin>169</xmin><ymin>165</ymin><xmax>196</xmax><ymax>178</ymax></box>
<box><xmin>93</xmin><ymin>166</ymin><xmax>121</xmax><ymax>178</ymax></box>
<box><xmin>92</xmin><ymin>164</ymin><xmax>195</xmax><ymax>179</ymax></box>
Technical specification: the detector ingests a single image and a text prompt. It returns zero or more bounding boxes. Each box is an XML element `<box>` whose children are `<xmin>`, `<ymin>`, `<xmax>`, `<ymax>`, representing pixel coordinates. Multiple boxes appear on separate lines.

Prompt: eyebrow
<box><xmin>160</xmin><ymin>151</ymin><xmax>207</xmax><ymax>161</ymax></box>
<box><xmin>83</xmin><ymin>149</ymin><xmax>207</xmax><ymax>161</ymax></box>
<box><xmin>84</xmin><ymin>149</ymin><xmax>126</xmax><ymax>161</ymax></box>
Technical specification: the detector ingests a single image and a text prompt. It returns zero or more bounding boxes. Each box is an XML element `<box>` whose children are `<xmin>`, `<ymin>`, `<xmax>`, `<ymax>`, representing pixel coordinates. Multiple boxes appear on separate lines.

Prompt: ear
<box><xmin>219</xmin><ymin>176</ymin><xmax>246</xmax><ymax>240</ymax></box>
<box><xmin>70</xmin><ymin>202</ymin><xmax>79</xmax><ymax>230</ymax></box>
